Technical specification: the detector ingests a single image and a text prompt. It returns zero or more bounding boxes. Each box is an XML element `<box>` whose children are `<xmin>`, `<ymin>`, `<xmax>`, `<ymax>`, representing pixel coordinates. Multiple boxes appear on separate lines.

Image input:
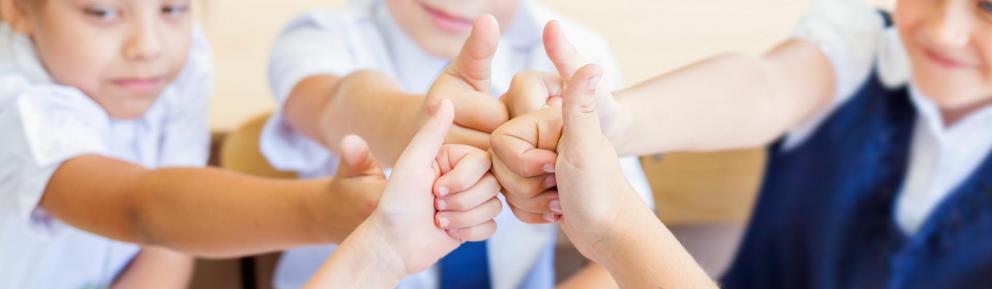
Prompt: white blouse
<box><xmin>0</xmin><ymin>23</ymin><xmax>213</xmax><ymax>288</ymax></box>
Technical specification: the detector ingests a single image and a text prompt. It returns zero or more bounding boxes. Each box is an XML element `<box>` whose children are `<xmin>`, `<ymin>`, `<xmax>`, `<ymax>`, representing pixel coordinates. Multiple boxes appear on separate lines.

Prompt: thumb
<box><xmin>450</xmin><ymin>14</ymin><xmax>500</xmax><ymax>93</ymax></box>
<box><xmin>336</xmin><ymin>134</ymin><xmax>384</xmax><ymax>178</ymax></box>
<box><xmin>561</xmin><ymin>64</ymin><xmax>605</xmax><ymax>141</ymax></box>
<box><xmin>543</xmin><ymin>20</ymin><xmax>586</xmax><ymax>81</ymax></box>
<box><xmin>390</xmin><ymin>99</ymin><xmax>455</xmax><ymax>184</ymax></box>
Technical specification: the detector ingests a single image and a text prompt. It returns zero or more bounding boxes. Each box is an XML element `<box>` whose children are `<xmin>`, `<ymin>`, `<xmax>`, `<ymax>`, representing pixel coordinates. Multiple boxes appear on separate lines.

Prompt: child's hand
<box><xmin>553</xmin><ymin>64</ymin><xmax>644</xmax><ymax>260</ymax></box>
<box><xmin>321</xmin><ymin>134</ymin><xmax>388</xmax><ymax>243</ymax></box>
<box><xmin>367</xmin><ymin>99</ymin><xmax>500</xmax><ymax>277</ymax></box>
<box><xmin>421</xmin><ymin>15</ymin><xmax>509</xmax><ymax>150</ymax></box>
<box><xmin>488</xmin><ymin>20</ymin><xmax>629</xmax><ymax>224</ymax></box>
<box><xmin>432</xmin><ymin>144</ymin><xmax>502</xmax><ymax>241</ymax></box>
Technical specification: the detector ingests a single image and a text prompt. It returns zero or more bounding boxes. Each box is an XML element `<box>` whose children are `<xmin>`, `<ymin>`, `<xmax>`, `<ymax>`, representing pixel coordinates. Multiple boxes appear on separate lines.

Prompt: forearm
<box><xmin>555</xmin><ymin>262</ymin><xmax>618</xmax><ymax>289</ymax></box>
<box><xmin>111</xmin><ymin>247</ymin><xmax>194</xmax><ymax>289</ymax></box>
<box><xmin>44</xmin><ymin>155</ymin><xmax>338</xmax><ymax>258</ymax></box>
<box><xmin>129</xmin><ymin>167</ymin><xmax>338</xmax><ymax>257</ymax></box>
<box><xmin>610</xmin><ymin>40</ymin><xmax>834</xmax><ymax>156</ymax></box>
<box><xmin>304</xmin><ymin>217</ymin><xmax>403</xmax><ymax>289</ymax></box>
<box><xmin>284</xmin><ymin>71</ymin><xmax>423</xmax><ymax>167</ymax></box>
<box><xmin>594</xmin><ymin>205</ymin><xmax>717</xmax><ymax>289</ymax></box>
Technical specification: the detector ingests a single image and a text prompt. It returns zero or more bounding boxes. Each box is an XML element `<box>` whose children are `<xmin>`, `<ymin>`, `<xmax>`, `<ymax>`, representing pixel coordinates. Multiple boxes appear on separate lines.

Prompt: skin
<box><xmin>490</xmin><ymin>0</ymin><xmax>992</xmax><ymax>286</ymax></box>
<box><xmin>282</xmin><ymin>6</ymin><xmax>621</xmax><ymax>287</ymax></box>
<box><xmin>303</xmin><ymin>101</ymin><xmax>504</xmax><ymax>289</ymax></box>
<box><xmin>0</xmin><ymin>0</ymin><xmax>483</xmax><ymax>286</ymax></box>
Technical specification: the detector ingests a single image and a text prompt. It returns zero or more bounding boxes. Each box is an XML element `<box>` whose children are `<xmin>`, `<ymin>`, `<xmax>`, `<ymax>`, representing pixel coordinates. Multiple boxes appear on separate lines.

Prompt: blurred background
<box><xmin>195</xmin><ymin>0</ymin><xmax>896</xmax><ymax>288</ymax></box>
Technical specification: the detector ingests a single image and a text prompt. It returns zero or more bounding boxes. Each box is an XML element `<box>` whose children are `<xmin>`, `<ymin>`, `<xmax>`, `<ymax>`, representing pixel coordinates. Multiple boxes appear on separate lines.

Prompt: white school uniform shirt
<box><xmin>0</xmin><ymin>24</ymin><xmax>212</xmax><ymax>289</ymax></box>
<box><xmin>260</xmin><ymin>1</ymin><xmax>654</xmax><ymax>288</ymax></box>
<box><xmin>785</xmin><ymin>0</ymin><xmax>992</xmax><ymax>235</ymax></box>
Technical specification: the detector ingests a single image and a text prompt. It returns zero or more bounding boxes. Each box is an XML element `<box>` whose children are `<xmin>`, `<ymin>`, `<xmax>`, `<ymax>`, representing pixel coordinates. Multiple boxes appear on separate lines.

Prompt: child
<box><xmin>0</xmin><ymin>0</ymin><xmax>491</xmax><ymax>287</ymax></box>
<box><xmin>493</xmin><ymin>0</ymin><xmax>992</xmax><ymax>287</ymax></box>
<box><xmin>260</xmin><ymin>0</ymin><xmax>654</xmax><ymax>288</ymax></box>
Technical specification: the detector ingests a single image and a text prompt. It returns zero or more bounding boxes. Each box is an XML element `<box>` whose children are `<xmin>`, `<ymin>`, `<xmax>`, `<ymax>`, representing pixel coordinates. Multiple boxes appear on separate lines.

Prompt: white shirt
<box><xmin>786</xmin><ymin>0</ymin><xmax>992</xmax><ymax>235</ymax></box>
<box><xmin>260</xmin><ymin>1</ymin><xmax>654</xmax><ymax>288</ymax></box>
<box><xmin>0</xmin><ymin>24</ymin><xmax>213</xmax><ymax>288</ymax></box>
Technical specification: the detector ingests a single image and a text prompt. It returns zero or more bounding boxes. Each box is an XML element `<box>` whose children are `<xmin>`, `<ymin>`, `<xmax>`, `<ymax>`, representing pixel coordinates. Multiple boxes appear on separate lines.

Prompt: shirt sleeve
<box><xmin>260</xmin><ymin>11</ymin><xmax>360</xmax><ymax>175</ymax></box>
<box><xmin>780</xmin><ymin>0</ymin><xmax>886</xmax><ymax>151</ymax></box>
<box><xmin>0</xmin><ymin>77</ymin><xmax>110</xmax><ymax>234</ymax></box>
<box><xmin>158</xmin><ymin>26</ymin><xmax>213</xmax><ymax>167</ymax></box>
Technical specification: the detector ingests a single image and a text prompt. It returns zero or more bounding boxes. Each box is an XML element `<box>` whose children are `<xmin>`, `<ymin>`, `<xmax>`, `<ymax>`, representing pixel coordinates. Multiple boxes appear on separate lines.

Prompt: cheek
<box><xmin>34</xmin><ymin>22</ymin><xmax>117</xmax><ymax>96</ymax></box>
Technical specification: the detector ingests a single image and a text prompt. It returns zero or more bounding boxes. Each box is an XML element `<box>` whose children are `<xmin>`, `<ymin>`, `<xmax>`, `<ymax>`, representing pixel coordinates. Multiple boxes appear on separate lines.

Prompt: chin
<box><xmin>417</xmin><ymin>33</ymin><xmax>466</xmax><ymax>59</ymax></box>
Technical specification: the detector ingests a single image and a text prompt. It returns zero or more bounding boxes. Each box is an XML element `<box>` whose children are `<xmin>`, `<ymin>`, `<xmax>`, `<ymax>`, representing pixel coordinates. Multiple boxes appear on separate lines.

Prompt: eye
<box><xmin>981</xmin><ymin>1</ymin><xmax>992</xmax><ymax>14</ymax></box>
<box><xmin>83</xmin><ymin>6</ymin><xmax>122</xmax><ymax>22</ymax></box>
<box><xmin>161</xmin><ymin>4</ymin><xmax>191</xmax><ymax>17</ymax></box>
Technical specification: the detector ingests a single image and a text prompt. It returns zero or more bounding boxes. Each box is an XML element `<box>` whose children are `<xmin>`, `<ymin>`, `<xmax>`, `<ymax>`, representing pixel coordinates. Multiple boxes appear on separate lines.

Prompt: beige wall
<box><xmin>203</xmin><ymin>0</ymin><xmax>896</xmax><ymax>131</ymax></box>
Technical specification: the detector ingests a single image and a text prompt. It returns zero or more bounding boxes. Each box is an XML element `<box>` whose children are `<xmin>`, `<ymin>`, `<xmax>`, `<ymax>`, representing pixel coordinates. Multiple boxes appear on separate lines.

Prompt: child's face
<box><xmin>12</xmin><ymin>0</ymin><xmax>193</xmax><ymax>119</ymax></box>
<box><xmin>385</xmin><ymin>0</ymin><xmax>521</xmax><ymax>59</ymax></box>
<box><xmin>896</xmin><ymin>0</ymin><xmax>992</xmax><ymax>109</ymax></box>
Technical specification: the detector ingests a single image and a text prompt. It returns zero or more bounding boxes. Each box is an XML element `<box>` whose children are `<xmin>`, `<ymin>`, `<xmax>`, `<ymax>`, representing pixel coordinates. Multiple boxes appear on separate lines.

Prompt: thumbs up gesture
<box><xmin>420</xmin><ymin>15</ymin><xmax>509</xmax><ymax>150</ymax></box>
<box><xmin>306</xmin><ymin>100</ymin><xmax>502</xmax><ymax>289</ymax></box>
<box><xmin>489</xmin><ymin>20</ymin><xmax>630</xmax><ymax>224</ymax></box>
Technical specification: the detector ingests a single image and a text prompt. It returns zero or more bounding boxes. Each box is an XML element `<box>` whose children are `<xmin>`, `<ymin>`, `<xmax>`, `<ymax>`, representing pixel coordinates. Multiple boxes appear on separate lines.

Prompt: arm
<box><xmin>282</xmin><ymin>72</ymin><xmax>423</xmax><ymax>167</ymax></box>
<box><xmin>279</xmin><ymin>15</ymin><xmax>508</xmax><ymax>167</ymax></box>
<box><xmin>609</xmin><ymin>40</ymin><xmax>836</xmax><ymax>155</ymax></box>
<box><xmin>555</xmin><ymin>262</ymin><xmax>618</xmax><ymax>289</ymax></box>
<box><xmin>42</xmin><ymin>154</ymin><xmax>372</xmax><ymax>258</ymax></box>
<box><xmin>110</xmin><ymin>247</ymin><xmax>194</xmax><ymax>289</ymax></box>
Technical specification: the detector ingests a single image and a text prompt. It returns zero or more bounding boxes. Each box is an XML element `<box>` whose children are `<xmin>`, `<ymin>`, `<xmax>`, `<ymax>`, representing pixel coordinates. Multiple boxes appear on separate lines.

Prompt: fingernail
<box><xmin>587</xmin><ymin>75</ymin><xmax>601</xmax><ymax>90</ymax></box>
<box><xmin>543</xmin><ymin>175</ymin><xmax>557</xmax><ymax>189</ymax></box>
<box><xmin>438</xmin><ymin>216</ymin><xmax>450</xmax><ymax>228</ymax></box>
<box><xmin>543</xmin><ymin>163</ymin><xmax>555</xmax><ymax>173</ymax></box>
<box><xmin>543</xmin><ymin>213</ymin><xmax>558</xmax><ymax>223</ymax></box>
<box><xmin>436</xmin><ymin>199</ymin><xmax>447</xmax><ymax>210</ymax></box>
<box><xmin>437</xmin><ymin>186</ymin><xmax>449</xmax><ymax>197</ymax></box>
<box><xmin>549</xmin><ymin>200</ymin><xmax>562</xmax><ymax>213</ymax></box>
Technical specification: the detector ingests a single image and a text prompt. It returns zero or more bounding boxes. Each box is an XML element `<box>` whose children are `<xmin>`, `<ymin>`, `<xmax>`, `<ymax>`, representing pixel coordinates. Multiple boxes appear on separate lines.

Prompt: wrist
<box><xmin>603</xmin><ymin>92</ymin><xmax>635</xmax><ymax>156</ymax></box>
<box><xmin>307</xmin><ymin>216</ymin><xmax>405</xmax><ymax>289</ymax></box>
<box><xmin>350</xmin><ymin>214</ymin><xmax>409</xmax><ymax>284</ymax></box>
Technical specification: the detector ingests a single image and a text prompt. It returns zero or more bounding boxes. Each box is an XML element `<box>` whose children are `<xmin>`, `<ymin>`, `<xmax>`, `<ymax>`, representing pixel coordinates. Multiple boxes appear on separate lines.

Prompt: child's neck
<box><xmin>941</xmin><ymin>97</ymin><xmax>992</xmax><ymax>128</ymax></box>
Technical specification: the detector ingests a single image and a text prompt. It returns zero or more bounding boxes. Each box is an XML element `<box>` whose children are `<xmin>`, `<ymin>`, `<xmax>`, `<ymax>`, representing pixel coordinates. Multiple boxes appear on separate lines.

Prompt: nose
<box><xmin>923</xmin><ymin>0</ymin><xmax>974</xmax><ymax>49</ymax></box>
<box><xmin>123</xmin><ymin>18</ymin><xmax>163</xmax><ymax>62</ymax></box>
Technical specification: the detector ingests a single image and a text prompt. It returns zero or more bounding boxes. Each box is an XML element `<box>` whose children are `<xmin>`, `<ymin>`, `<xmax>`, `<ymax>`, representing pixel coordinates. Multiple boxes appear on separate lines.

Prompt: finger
<box><xmin>561</xmin><ymin>64</ymin><xmax>605</xmax><ymax>141</ymax></box>
<box><xmin>430</xmin><ymin>87</ymin><xmax>508</xmax><ymax>133</ymax></box>
<box><xmin>434</xmin><ymin>146</ymin><xmax>492</xmax><ymax>196</ymax></box>
<box><xmin>391</xmin><ymin>99</ymin><xmax>455</xmax><ymax>183</ymax></box>
<box><xmin>503</xmin><ymin>190</ymin><xmax>560</xmax><ymax>215</ymax></box>
<box><xmin>543</xmin><ymin>20</ymin><xmax>587</xmax><ymax>80</ymax></box>
<box><xmin>509</xmin><ymin>206</ymin><xmax>556</xmax><ymax>225</ymax></box>
<box><xmin>446</xmin><ymin>220</ymin><xmax>497</xmax><ymax>242</ymax></box>
<box><xmin>445</xmin><ymin>125</ymin><xmax>491</xmax><ymax>150</ymax></box>
<box><xmin>506</xmin><ymin>71</ymin><xmax>563</xmax><ymax>117</ymax></box>
<box><xmin>489</xmin><ymin>109</ymin><xmax>563</xmax><ymax>177</ymax></box>
<box><xmin>436</xmin><ymin>173</ymin><xmax>500</xmax><ymax>211</ymax></box>
<box><xmin>337</xmin><ymin>134</ymin><xmax>385</xmax><ymax>177</ymax></box>
<box><xmin>436</xmin><ymin>198</ymin><xmax>502</xmax><ymax>229</ymax></box>
<box><xmin>449</xmin><ymin>14</ymin><xmax>500</xmax><ymax>93</ymax></box>
<box><xmin>491</xmin><ymin>156</ymin><xmax>552</xmax><ymax>199</ymax></box>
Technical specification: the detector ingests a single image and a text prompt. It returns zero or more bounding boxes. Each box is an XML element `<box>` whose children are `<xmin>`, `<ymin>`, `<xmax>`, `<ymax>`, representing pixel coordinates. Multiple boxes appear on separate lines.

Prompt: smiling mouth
<box><xmin>922</xmin><ymin>48</ymin><xmax>978</xmax><ymax>70</ymax></box>
<box><xmin>111</xmin><ymin>78</ymin><xmax>164</xmax><ymax>94</ymax></box>
<box><xmin>419</xmin><ymin>2</ymin><xmax>473</xmax><ymax>34</ymax></box>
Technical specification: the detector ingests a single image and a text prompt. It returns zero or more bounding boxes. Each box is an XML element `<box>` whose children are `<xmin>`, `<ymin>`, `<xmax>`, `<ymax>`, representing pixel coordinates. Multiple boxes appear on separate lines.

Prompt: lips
<box><xmin>111</xmin><ymin>77</ymin><xmax>164</xmax><ymax>94</ymax></box>
<box><xmin>419</xmin><ymin>2</ymin><xmax>473</xmax><ymax>34</ymax></box>
<box><xmin>921</xmin><ymin>47</ymin><xmax>978</xmax><ymax>70</ymax></box>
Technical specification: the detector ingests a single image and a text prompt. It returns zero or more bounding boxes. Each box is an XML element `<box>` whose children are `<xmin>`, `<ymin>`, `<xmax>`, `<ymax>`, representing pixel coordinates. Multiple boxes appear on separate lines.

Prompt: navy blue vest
<box><xmin>721</xmin><ymin>66</ymin><xmax>992</xmax><ymax>288</ymax></box>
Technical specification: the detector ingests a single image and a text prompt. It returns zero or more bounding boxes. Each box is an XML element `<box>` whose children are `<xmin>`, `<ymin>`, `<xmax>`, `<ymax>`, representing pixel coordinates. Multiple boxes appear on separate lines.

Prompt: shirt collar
<box><xmin>908</xmin><ymin>84</ymin><xmax>992</xmax><ymax>142</ymax></box>
<box><xmin>0</xmin><ymin>24</ymin><xmax>54</xmax><ymax>84</ymax></box>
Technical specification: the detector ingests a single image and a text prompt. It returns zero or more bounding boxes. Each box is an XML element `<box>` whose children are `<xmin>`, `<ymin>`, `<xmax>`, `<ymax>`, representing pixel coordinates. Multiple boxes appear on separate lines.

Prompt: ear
<box><xmin>1</xmin><ymin>0</ymin><xmax>35</xmax><ymax>36</ymax></box>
